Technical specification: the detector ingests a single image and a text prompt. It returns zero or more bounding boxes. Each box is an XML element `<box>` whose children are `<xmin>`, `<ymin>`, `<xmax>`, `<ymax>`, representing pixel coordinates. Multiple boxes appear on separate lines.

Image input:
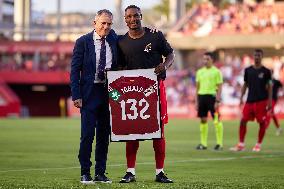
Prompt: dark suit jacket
<box><xmin>70</xmin><ymin>29</ymin><xmax>118</xmax><ymax>111</ymax></box>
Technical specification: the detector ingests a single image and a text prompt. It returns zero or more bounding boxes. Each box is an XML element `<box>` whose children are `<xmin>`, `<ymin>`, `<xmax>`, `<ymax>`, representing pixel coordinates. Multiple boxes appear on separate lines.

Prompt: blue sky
<box><xmin>32</xmin><ymin>0</ymin><xmax>161</xmax><ymax>13</ymax></box>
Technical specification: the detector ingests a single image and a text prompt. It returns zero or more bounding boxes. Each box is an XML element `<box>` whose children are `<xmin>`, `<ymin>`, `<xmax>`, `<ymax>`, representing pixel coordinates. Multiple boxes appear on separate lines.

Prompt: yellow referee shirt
<box><xmin>196</xmin><ymin>66</ymin><xmax>223</xmax><ymax>95</ymax></box>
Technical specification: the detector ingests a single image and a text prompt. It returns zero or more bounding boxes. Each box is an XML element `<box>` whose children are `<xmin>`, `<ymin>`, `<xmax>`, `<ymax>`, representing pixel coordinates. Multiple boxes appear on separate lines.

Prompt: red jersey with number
<box><xmin>109</xmin><ymin>76</ymin><xmax>160</xmax><ymax>135</ymax></box>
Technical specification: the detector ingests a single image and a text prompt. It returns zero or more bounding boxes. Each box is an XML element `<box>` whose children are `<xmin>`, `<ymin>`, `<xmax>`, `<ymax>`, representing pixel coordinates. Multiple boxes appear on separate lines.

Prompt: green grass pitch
<box><xmin>0</xmin><ymin>118</ymin><xmax>283</xmax><ymax>189</ymax></box>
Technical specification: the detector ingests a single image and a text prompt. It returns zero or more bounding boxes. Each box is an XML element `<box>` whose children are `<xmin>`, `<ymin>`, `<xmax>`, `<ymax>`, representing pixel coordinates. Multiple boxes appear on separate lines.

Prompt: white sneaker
<box><xmin>229</xmin><ymin>143</ymin><xmax>245</xmax><ymax>151</ymax></box>
<box><xmin>276</xmin><ymin>128</ymin><xmax>283</xmax><ymax>136</ymax></box>
<box><xmin>252</xmin><ymin>144</ymin><xmax>261</xmax><ymax>152</ymax></box>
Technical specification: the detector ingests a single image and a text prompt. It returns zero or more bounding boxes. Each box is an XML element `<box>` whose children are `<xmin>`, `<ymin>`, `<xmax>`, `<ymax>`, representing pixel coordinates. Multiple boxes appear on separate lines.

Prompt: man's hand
<box><xmin>239</xmin><ymin>98</ymin><xmax>243</xmax><ymax>106</ymax></box>
<box><xmin>73</xmin><ymin>99</ymin><xmax>82</xmax><ymax>108</ymax></box>
<box><xmin>214</xmin><ymin>101</ymin><xmax>219</xmax><ymax>110</ymax></box>
<box><xmin>154</xmin><ymin>63</ymin><xmax>166</xmax><ymax>75</ymax></box>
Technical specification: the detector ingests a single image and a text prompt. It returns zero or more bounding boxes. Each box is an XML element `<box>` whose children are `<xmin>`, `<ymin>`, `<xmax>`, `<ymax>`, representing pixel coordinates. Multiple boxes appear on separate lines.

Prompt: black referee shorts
<box><xmin>197</xmin><ymin>95</ymin><xmax>216</xmax><ymax>118</ymax></box>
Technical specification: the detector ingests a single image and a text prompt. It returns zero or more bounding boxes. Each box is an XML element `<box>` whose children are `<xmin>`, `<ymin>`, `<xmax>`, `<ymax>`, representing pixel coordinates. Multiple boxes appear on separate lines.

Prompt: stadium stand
<box><xmin>0</xmin><ymin>41</ymin><xmax>72</xmax><ymax>117</ymax></box>
<box><xmin>168</xmin><ymin>2</ymin><xmax>284</xmax><ymax>49</ymax></box>
<box><xmin>180</xmin><ymin>1</ymin><xmax>284</xmax><ymax>36</ymax></box>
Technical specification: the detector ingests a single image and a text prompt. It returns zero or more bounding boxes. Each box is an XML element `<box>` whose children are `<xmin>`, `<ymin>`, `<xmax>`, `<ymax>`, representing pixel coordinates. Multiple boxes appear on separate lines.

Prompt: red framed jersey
<box><xmin>107</xmin><ymin>68</ymin><xmax>162</xmax><ymax>141</ymax></box>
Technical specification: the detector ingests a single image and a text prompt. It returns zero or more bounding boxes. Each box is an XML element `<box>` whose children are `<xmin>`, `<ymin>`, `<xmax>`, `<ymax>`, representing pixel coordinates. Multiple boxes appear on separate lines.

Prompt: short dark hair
<box><xmin>125</xmin><ymin>5</ymin><xmax>141</xmax><ymax>12</ymax></box>
<box><xmin>96</xmin><ymin>9</ymin><xmax>113</xmax><ymax>18</ymax></box>
<box><xmin>254</xmin><ymin>49</ymin><xmax>263</xmax><ymax>55</ymax></box>
<box><xmin>204</xmin><ymin>52</ymin><xmax>214</xmax><ymax>59</ymax></box>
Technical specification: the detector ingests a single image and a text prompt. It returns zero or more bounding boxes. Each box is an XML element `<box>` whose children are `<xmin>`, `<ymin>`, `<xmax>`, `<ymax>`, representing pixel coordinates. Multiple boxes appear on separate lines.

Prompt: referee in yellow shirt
<box><xmin>195</xmin><ymin>52</ymin><xmax>223</xmax><ymax>150</ymax></box>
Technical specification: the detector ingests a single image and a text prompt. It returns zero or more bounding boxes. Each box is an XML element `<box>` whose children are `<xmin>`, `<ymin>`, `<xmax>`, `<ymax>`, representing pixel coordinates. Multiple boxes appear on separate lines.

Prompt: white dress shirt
<box><xmin>93</xmin><ymin>31</ymin><xmax>112</xmax><ymax>83</ymax></box>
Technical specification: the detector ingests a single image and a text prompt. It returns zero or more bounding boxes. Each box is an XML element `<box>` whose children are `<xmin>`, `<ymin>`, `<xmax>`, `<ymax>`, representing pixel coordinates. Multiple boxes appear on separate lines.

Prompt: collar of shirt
<box><xmin>93</xmin><ymin>30</ymin><xmax>105</xmax><ymax>41</ymax></box>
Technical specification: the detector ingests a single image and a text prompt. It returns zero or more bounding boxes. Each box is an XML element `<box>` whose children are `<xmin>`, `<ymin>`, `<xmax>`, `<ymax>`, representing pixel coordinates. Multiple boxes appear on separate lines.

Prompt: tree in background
<box><xmin>153</xmin><ymin>0</ymin><xmax>170</xmax><ymax>19</ymax></box>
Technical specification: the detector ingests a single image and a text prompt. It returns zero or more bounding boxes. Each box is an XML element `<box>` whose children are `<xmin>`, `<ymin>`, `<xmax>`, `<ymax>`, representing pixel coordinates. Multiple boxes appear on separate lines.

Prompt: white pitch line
<box><xmin>0</xmin><ymin>154</ymin><xmax>283</xmax><ymax>173</ymax></box>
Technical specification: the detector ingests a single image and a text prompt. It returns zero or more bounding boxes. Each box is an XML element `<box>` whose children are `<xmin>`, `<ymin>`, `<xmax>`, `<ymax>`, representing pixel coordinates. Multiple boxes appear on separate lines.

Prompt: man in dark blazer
<box><xmin>70</xmin><ymin>9</ymin><xmax>117</xmax><ymax>184</ymax></box>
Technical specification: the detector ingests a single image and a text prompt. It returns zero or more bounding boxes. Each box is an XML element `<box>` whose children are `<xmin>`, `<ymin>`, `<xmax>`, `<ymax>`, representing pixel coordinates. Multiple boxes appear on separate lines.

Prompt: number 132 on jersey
<box><xmin>107</xmin><ymin>69</ymin><xmax>162</xmax><ymax>141</ymax></box>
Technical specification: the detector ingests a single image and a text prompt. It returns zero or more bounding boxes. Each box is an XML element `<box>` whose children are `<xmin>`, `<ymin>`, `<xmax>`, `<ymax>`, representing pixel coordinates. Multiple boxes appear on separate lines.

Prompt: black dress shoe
<box><xmin>155</xmin><ymin>172</ymin><xmax>173</xmax><ymax>183</ymax></box>
<box><xmin>214</xmin><ymin>144</ymin><xmax>223</xmax><ymax>150</ymax></box>
<box><xmin>119</xmin><ymin>172</ymin><xmax>136</xmax><ymax>183</ymax></box>
<box><xmin>196</xmin><ymin>144</ymin><xmax>207</xmax><ymax>150</ymax></box>
<box><xmin>80</xmin><ymin>174</ymin><xmax>93</xmax><ymax>184</ymax></box>
<box><xmin>94</xmin><ymin>174</ymin><xmax>112</xmax><ymax>183</ymax></box>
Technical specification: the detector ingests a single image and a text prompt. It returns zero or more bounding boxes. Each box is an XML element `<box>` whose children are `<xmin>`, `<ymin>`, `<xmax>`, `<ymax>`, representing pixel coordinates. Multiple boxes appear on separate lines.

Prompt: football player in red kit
<box><xmin>230</xmin><ymin>49</ymin><xmax>272</xmax><ymax>152</ymax></box>
<box><xmin>268</xmin><ymin>76</ymin><xmax>283</xmax><ymax>136</ymax></box>
<box><xmin>117</xmin><ymin>5</ymin><xmax>175</xmax><ymax>183</ymax></box>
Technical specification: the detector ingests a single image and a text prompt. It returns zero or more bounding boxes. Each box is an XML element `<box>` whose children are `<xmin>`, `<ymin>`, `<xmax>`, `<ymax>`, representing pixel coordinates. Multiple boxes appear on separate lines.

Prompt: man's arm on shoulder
<box><xmin>109</xmin><ymin>29</ymin><xmax>118</xmax><ymax>40</ymax></box>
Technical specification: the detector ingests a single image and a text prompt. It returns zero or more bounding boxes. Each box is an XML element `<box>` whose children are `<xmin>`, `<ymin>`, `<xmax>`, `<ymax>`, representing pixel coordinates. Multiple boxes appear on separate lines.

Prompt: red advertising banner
<box><xmin>0</xmin><ymin>41</ymin><xmax>74</xmax><ymax>54</ymax></box>
<box><xmin>107</xmin><ymin>69</ymin><xmax>162</xmax><ymax>141</ymax></box>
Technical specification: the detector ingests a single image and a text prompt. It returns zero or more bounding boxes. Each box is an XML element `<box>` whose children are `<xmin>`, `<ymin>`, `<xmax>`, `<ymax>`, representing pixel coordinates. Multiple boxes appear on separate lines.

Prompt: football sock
<box><xmin>215</xmin><ymin>122</ymin><xmax>223</xmax><ymax>146</ymax></box>
<box><xmin>127</xmin><ymin>168</ymin><xmax>135</xmax><ymax>175</ymax></box>
<box><xmin>126</xmin><ymin>141</ymin><xmax>139</xmax><ymax>168</ymax></box>
<box><xmin>156</xmin><ymin>169</ymin><xmax>164</xmax><ymax>175</ymax></box>
<box><xmin>239</xmin><ymin>120</ymin><xmax>247</xmax><ymax>143</ymax></box>
<box><xmin>273</xmin><ymin>115</ymin><xmax>280</xmax><ymax>128</ymax></box>
<box><xmin>213</xmin><ymin>112</ymin><xmax>219</xmax><ymax>125</ymax></box>
<box><xmin>258</xmin><ymin>122</ymin><xmax>266</xmax><ymax>144</ymax></box>
<box><xmin>153</xmin><ymin>138</ymin><xmax>165</xmax><ymax>169</ymax></box>
<box><xmin>200</xmin><ymin>122</ymin><xmax>208</xmax><ymax>147</ymax></box>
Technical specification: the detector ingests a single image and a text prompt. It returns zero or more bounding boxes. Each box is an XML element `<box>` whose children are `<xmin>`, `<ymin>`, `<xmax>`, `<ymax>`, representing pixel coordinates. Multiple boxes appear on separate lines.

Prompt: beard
<box><xmin>128</xmin><ymin>21</ymin><xmax>141</xmax><ymax>30</ymax></box>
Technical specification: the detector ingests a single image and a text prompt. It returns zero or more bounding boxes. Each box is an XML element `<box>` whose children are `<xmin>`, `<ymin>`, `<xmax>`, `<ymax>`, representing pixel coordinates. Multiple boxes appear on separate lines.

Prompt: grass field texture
<box><xmin>0</xmin><ymin>118</ymin><xmax>283</xmax><ymax>189</ymax></box>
